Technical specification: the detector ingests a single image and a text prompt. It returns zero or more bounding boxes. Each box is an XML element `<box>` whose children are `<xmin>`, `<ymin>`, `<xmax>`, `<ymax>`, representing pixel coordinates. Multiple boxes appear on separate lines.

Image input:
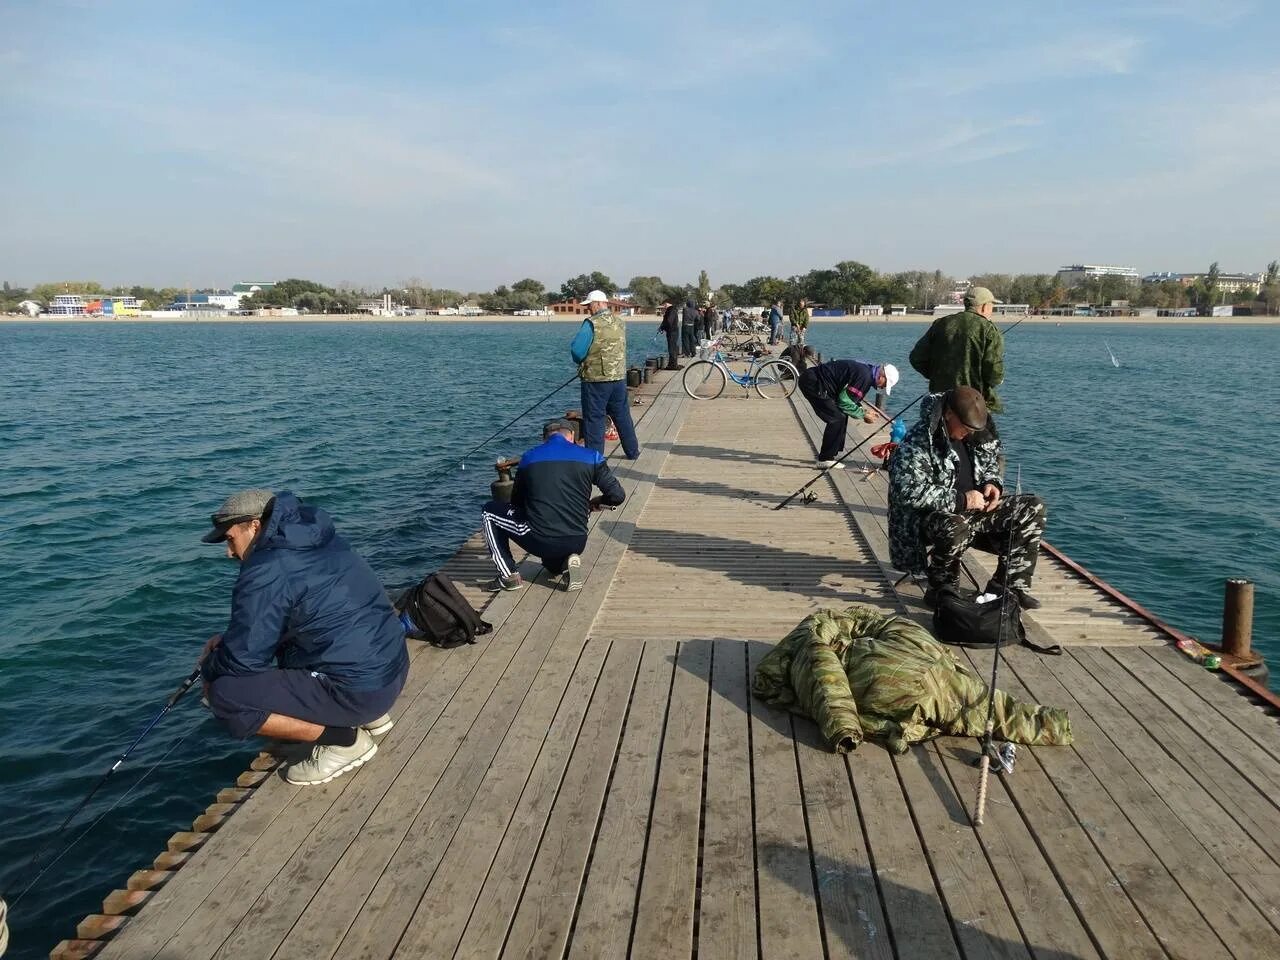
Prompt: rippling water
<box><xmin>0</xmin><ymin>319</ymin><xmax>1275</xmax><ymax>956</ymax></box>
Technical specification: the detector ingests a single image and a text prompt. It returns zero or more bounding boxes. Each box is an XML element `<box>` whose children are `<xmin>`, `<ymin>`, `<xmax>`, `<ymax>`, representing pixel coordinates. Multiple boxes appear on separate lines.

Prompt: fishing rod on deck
<box><xmin>973</xmin><ymin>465</ymin><xmax>1022</xmax><ymax>826</ymax></box>
<box><xmin>774</xmin><ymin>314</ymin><xmax>1030</xmax><ymax>510</ymax></box>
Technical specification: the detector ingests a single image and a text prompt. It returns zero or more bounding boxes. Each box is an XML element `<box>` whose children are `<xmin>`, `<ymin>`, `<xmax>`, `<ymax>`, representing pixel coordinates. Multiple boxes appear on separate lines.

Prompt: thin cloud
<box><xmin>842</xmin><ymin>116</ymin><xmax>1043</xmax><ymax>170</ymax></box>
<box><xmin>906</xmin><ymin>34</ymin><xmax>1145</xmax><ymax>96</ymax></box>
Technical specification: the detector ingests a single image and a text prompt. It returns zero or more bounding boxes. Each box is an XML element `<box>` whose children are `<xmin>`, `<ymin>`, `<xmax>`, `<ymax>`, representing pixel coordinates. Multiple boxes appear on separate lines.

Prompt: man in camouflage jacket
<box><xmin>887</xmin><ymin>387</ymin><xmax>1046</xmax><ymax>609</ymax></box>
<box><xmin>752</xmin><ymin>605</ymin><xmax>1072</xmax><ymax>755</ymax></box>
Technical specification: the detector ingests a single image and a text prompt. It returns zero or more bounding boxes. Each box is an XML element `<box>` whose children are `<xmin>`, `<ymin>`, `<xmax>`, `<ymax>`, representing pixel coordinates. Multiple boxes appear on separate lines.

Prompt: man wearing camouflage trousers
<box><xmin>887</xmin><ymin>386</ymin><xmax>1046</xmax><ymax>610</ymax></box>
<box><xmin>752</xmin><ymin>604</ymin><xmax>1072</xmax><ymax>755</ymax></box>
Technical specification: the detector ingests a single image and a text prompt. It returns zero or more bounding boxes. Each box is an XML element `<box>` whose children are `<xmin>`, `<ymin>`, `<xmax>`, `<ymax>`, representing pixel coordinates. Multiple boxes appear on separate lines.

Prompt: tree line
<box><xmin>6</xmin><ymin>259</ymin><xmax>1280</xmax><ymax>316</ymax></box>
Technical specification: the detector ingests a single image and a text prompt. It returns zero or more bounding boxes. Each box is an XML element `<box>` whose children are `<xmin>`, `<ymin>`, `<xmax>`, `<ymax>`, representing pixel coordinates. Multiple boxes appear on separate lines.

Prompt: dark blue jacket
<box><xmin>811</xmin><ymin>358</ymin><xmax>879</xmax><ymax>401</ymax></box>
<box><xmin>203</xmin><ymin>491</ymin><xmax>407</xmax><ymax>690</ymax></box>
<box><xmin>514</xmin><ymin>435</ymin><xmax>625</xmax><ymax>541</ymax></box>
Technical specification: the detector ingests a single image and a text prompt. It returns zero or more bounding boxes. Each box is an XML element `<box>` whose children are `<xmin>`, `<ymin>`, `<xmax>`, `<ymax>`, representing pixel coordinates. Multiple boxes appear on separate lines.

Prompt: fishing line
<box><xmin>775</xmin><ymin>315</ymin><xmax>1029</xmax><ymax>510</ymax></box>
<box><xmin>6</xmin><ymin>716</ymin><xmax>202</xmax><ymax>911</ymax></box>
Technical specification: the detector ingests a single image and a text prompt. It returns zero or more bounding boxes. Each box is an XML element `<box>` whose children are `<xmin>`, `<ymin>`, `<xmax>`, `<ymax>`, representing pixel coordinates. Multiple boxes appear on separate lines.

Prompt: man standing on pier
<box><xmin>482</xmin><ymin>419</ymin><xmax>626</xmax><ymax>591</ymax></box>
<box><xmin>909</xmin><ymin>286</ymin><xmax>1005</xmax><ymax>420</ymax></box>
<box><xmin>199</xmin><ymin>489</ymin><xmax>409</xmax><ymax>786</ymax></box>
<box><xmin>887</xmin><ymin>387</ymin><xmax>1046</xmax><ymax>609</ymax></box>
<box><xmin>681</xmin><ymin>297</ymin><xmax>699</xmax><ymax>357</ymax></box>
<box><xmin>659</xmin><ymin>300</ymin><xmax>682</xmax><ymax>370</ymax></box>
<box><xmin>570</xmin><ymin>289</ymin><xmax>641</xmax><ymax>458</ymax></box>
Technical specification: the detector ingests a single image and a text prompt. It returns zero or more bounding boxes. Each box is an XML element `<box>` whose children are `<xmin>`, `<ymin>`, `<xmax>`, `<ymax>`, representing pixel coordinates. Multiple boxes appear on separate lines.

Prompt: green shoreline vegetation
<box><xmin>4</xmin><ymin>259</ymin><xmax>1280</xmax><ymax>317</ymax></box>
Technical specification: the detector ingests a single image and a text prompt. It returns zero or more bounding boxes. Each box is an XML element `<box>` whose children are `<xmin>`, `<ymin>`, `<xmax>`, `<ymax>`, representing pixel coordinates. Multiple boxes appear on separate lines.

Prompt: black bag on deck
<box><xmin>932</xmin><ymin>589</ymin><xmax>1062</xmax><ymax>656</ymax></box>
<box><xmin>396</xmin><ymin>573</ymin><xmax>492</xmax><ymax>649</ymax></box>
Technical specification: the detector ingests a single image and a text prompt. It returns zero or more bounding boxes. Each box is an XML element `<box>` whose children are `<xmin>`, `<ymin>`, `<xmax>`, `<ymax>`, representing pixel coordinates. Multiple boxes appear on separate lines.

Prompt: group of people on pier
<box><xmin>192</xmin><ymin>285</ymin><xmax>1058</xmax><ymax>786</ymax></box>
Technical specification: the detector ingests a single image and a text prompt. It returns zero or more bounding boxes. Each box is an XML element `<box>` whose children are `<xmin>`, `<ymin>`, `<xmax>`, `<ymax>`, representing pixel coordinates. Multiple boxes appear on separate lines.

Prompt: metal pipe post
<box><xmin>1221</xmin><ymin>578</ymin><xmax>1255</xmax><ymax>660</ymax></box>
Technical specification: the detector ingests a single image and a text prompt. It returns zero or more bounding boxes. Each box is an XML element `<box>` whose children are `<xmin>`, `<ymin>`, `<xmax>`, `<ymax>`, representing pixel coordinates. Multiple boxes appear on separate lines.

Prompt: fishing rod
<box><xmin>973</xmin><ymin>465</ymin><xmax>1020</xmax><ymax>827</ymax></box>
<box><xmin>774</xmin><ymin>315</ymin><xmax>1030</xmax><ymax>510</ymax></box>
<box><xmin>11</xmin><ymin>667</ymin><xmax>201</xmax><ymax>898</ymax></box>
<box><xmin>455</xmin><ymin>372</ymin><xmax>580</xmax><ymax>470</ymax></box>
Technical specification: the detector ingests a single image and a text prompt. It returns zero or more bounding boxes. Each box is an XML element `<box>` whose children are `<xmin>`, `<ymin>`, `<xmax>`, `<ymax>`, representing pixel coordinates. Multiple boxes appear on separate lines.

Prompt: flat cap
<box><xmin>946</xmin><ymin>386</ymin><xmax>989</xmax><ymax>431</ymax></box>
<box><xmin>202</xmin><ymin>488</ymin><xmax>274</xmax><ymax>543</ymax></box>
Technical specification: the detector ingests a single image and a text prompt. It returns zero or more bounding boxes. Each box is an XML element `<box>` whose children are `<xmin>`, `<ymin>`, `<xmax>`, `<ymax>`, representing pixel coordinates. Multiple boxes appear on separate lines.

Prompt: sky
<box><xmin>2</xmin><ymin>0</ymin><xmax>1278</xmax><ymax>290</ymax></box>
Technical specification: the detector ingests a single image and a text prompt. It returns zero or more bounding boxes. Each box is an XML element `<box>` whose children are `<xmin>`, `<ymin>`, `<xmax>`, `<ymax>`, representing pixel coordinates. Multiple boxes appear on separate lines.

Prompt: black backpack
<box><xmin>932</xmin><ymin>590</ymin><xmax>1061</xmax><ymax>656</ymax></box>
<box><xmin>396</xmin><ymin>573</ymin><xmax>493</xmax><ymax>649</ymax></box>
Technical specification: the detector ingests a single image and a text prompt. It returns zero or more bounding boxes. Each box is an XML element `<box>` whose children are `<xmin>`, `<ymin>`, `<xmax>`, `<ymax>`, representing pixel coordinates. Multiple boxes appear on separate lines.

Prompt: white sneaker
<box><xmin>362</xmin><ymin>713</ymin><xmax>394</xmax><ymax>737</ymax></box>
<box><xmin>284</xmin><ymin>728</ymin><xmax>377</xmax><ymax>786</ymax></box>
<box><xmin>565</xmin><ymin>554</ymin><xmax>583</xmax><ymax>592</ymax></box>
<box><xmin>816</xmin><ymin>460</ymin><xmax>845</xmax><ymax>470</ymax></box>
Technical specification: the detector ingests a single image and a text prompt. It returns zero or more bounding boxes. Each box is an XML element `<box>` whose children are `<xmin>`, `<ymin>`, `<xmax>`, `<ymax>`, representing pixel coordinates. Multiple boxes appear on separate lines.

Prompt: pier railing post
<box><xmin>1221</xmin><ymin>578</ymin><xmax>1254</xmax><ymax>661</ymax></box>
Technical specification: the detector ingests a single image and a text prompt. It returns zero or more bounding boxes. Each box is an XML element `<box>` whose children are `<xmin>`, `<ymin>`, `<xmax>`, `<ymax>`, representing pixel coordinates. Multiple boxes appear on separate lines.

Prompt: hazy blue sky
<box><xmin>2</xmin><ymin>0</ymin><xmax>1277</xmax><ymax>289</ymax></box>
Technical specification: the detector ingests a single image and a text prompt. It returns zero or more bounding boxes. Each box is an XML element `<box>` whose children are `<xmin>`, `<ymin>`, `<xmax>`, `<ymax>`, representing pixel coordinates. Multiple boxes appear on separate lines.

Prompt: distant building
<box><xmin>889</xmin><ymin>304</ymin><xmax>908</xmax><ymax>316</ymax></box>
<box><xmin>993</xmin><ymin>303</ymin><xmax>1030</xmax><ymax>315</ymax></box>
<box><xmin>1055</xmin><ymin>264</ymin><xmax>1140</xmax><ymax>286</ymax></box>
<box><xmin>99</xmin><ymin>296</ymin><xmax>142</xmax><ymax>317</ymax></box>
<box><xmin>1142</xmin><ymin>271</ymin><xmax>1262</xmax><ymax>295</ymax></box>
<box><xmin>48</xmin><ymin>294</ymin><xmax>87</xmax><ymax>315</ymax></box>
<box><xmin>549</xmin><ymin>299</ymin><xmax>632</xmax><ymax>316</ymax></box>
<box><xmin>932</xmin><ymin>304</ymin><xmax>964</xmax><ymax>318</ymax></box>
<box><xmin>167</xmin><ymin>295</ymin><xmax>230</xmax><ymax>315</ymax></box>
<box><xmin>17</xmin><ymin>299</ymin><xmax>41</xmax><ymax>317</ymax></box>
<box><xmin>232</xmin><ymin>282</ymin><xmax>276</xmax><ymax>299</ymax></box>
<box><xmin>857</xmin><ymin>305</ymin><xmax>883</xmax><ymax>316</ymax></box>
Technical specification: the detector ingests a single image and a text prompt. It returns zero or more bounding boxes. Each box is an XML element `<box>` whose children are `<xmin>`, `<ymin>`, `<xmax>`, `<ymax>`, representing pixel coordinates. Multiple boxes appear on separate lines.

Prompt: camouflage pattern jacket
<box><xmin>577</xmin><ymin>309</ymin><xmax>627</xmax><ymax>382</ymax></box>
<box><xmin>908</xmin><ymin>309</ymin><xmax>1005</xmax><ymax>412</ymax></box>
<box><xmin>887</xmin><ymin>393</ymin><xmax>1001</xmax><ymax>575</ymax></box>
<box><xmin>752</xmin><ymin>605</ymin><xmax>1072</xmax><ymax>755</ymax></box>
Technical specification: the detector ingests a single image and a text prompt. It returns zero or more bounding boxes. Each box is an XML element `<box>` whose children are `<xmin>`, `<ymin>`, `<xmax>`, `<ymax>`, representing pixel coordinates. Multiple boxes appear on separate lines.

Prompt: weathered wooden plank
<box><xmin>564</xmin><ymin>642</ymin><xmax>677</xmax><ymax>959</ymax></box>
<box><xmin>472</xmin><ymin>640</ymin><xmax>644</xmax><ymax>960</ymax></box>
<box><xmin>747</xmin><ymin>643</ymin><xmax>826</xmax><ymax>960</ymax></box>
<box><xmin>789</xmin><ymin>716</ymin><xmax>893</xmax><ymax>960</ymax></box>
<box><xmin>625</xmin><ymin>639</ymin><xmax>713</xmax><ymax>958</ymax></box>
<box><xmin>1008</xmin><ymin>651</ymin><xmax>1241</xmax><ymax>958</ymax></box>
<box><xmin>392</xmin><ymin>636</ymin><xmax>623</xmax><ymax>959</ymax></box>
<box><xmin>695</xmin><ymin>640</ymin><xmax>758</xmax><ymax>960</ymax></box>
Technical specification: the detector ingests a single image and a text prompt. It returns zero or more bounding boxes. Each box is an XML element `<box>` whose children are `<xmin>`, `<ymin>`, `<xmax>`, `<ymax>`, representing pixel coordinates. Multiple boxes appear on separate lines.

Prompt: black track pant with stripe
<box><xmin>481</xmin><ymin>500</ymin><xmax>586</xmax><ymax>578</ymax></box>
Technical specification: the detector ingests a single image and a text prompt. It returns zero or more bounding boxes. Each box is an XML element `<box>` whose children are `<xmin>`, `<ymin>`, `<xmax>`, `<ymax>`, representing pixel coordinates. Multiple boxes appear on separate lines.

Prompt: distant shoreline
<box><xmin>2</xmin><ymin>312</ymin><xmax>1277</xmax><ymax>326</ymax></box>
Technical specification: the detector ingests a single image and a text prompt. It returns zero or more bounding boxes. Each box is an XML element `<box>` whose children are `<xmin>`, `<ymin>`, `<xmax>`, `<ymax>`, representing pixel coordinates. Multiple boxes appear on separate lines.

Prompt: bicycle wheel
<box><xmin>682</xmin><ymin>360</ymin><xmax>727</xmax><ymax>400</ymax></box>
<box><xmin>754</xmin><ymin>359</ymin><xmax>799</xmax><ymax>399</ymax></box>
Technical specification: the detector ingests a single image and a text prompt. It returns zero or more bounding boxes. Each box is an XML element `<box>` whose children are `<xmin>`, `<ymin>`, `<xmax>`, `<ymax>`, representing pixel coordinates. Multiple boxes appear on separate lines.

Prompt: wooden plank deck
<box><xmin>64</xmin><ymin>369</ymin><xmax>1280</xmax><ymax>960</ymax></box>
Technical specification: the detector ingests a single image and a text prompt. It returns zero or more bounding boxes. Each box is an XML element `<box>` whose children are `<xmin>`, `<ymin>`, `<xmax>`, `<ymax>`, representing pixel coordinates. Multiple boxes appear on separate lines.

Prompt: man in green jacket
<box><xmin>569</xmin><ymin>289</ymin><xmax>640</xmax><ymax>458</ymax></box>
<box><xmin>753</xmin><ymin>605</ymin><xmax>1072</xmax><ymax>755</ymax></box>
<box><xmin>909</xmin><ymin>287</ymin><xmax>1005</xmax><ymax>414</ymax></box>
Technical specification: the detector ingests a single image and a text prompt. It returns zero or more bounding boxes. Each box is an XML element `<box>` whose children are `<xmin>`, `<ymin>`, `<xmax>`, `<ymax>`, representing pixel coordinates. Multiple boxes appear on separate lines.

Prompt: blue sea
<box><xmin>0</xmin><ymin>320</ymin><xmax>1275</xmax><ymax>957</ymax></box>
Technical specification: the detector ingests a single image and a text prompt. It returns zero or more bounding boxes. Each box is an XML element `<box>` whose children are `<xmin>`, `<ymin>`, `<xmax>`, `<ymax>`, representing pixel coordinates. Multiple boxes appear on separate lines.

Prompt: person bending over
<box><xmin>199</xmin><ymin>489</ymin><xmax>409</xmax><ymax>786</ymax></box>
<box><xmin>482</xmin><ymin>419</ymin><xmax>626</xmax><ymax>592</ymax></box>
<box><xmin>887</xmin><ymin>386</ymin><xmax>1046</xmax><ymax>609</ymax></box>
<box><xmin>798</xmin><ymin>357</ymin><xmax>899</xmax><ymax>468</ymax></box>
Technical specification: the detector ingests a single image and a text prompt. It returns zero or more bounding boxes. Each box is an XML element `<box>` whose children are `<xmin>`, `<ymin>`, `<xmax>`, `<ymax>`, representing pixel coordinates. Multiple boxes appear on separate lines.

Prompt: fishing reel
<box><xmin>973</xmin><ymin>741</ymin><xmax>1017</xmax><ymax>775</ymax></box>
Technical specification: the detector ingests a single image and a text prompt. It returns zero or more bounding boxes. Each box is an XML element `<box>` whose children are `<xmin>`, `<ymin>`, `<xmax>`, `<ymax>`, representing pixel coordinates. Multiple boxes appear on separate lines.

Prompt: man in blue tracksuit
<box><xmin>199</xmin><ymin>489</ymin><xmax>408</xmax><ymax>786</ymax></box>
<box><xmin>481</xmin><ymin>420</ymin><xmax>626</xmax><ymax>592</ymax></box>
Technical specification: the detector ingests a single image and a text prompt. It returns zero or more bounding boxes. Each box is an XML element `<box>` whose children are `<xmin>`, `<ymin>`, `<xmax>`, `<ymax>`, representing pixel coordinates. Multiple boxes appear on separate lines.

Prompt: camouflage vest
<box><xmin>579</xmin><ymin>310</ymin><xmax>626</xmax><ymax>382</ymax></box>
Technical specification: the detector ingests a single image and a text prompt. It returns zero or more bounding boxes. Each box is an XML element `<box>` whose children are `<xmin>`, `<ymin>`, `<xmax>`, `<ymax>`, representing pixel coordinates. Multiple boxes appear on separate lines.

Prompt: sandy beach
<box><xmin>2</xmin><ymin>312</ymin><xmax>1277</xmax><ymax>326</ymax></box>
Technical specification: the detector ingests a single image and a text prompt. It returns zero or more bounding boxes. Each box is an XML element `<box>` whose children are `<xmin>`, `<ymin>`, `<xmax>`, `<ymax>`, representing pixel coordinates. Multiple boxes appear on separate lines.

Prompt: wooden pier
<box><xmin>56</xmin><ymin>366</ymin><xmax>1280</xmax><ymax>960</ymax></box>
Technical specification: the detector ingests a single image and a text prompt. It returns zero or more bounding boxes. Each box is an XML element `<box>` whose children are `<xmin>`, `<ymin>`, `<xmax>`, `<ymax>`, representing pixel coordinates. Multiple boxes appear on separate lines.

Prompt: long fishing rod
<box><xmin>455</xmin><ymin>372</ymin><xmax>580</xmax><ymax>470</ymax></box>
<box><xmin>14</xmin><ymin>668</ymin><xmax>201</xmax><ymax>885</ymax></box>
<box><xmin>774</xmin><ymin>314</ymin><xmax>1030</xmax><ymax>510</ymax></box>
<box><xmin>973</xmin><ymin>464</ymin><xmax>1020</xmax><ymax>827</ymax></box>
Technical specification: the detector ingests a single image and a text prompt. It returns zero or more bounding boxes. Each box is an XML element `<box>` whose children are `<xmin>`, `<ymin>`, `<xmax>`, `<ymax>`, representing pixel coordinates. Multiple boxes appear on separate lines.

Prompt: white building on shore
<box><xmin>1055</xmin><ymin>264</ymin><xmax>1140</xmax><ymax>286</ymax></box>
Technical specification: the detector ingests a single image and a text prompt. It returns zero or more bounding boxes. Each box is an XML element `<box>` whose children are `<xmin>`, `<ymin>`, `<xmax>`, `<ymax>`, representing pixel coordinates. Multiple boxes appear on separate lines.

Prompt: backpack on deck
<box><xmin>932</xmin><ymin>589</ymin><xmax>1062</xmax><ymax>656</ymax></box>
<box><xmin>396</xmin><ymin>573</ymin><xmax>492</xmax><ymax>649</ymax></box>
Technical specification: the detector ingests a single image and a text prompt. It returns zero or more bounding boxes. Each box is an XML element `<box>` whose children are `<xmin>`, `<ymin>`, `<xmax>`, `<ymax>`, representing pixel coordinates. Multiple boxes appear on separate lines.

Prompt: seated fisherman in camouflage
<box><xmin>887</xmin><ymin>386</ymin><xmax>1047</xmax><ymax>610</ymax></box>
<box><xmin>752</xmin><ymin>605</ymin><xmax>1072</xmax><ymax>755</ymax></box>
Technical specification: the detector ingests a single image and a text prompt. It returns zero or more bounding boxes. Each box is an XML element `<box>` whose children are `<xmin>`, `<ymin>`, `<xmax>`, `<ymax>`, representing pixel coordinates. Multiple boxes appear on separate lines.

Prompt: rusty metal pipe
<box><xmin>1222</xmin><ymin>578</ymin><xmax>1255</xmax><ymax>661</ymax></box>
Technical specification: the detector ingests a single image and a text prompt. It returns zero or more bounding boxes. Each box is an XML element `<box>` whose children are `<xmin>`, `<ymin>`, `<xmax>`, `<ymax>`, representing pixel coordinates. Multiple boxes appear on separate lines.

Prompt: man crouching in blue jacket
<box><xmin>482</xmin><ymin>420</ymin><xmax>625</xmax><ymax>592</ymax></box>
<box><xmin>198</xmin><ymin>489</ymin><xmax>409</xmax><ymax>786</ymax></box>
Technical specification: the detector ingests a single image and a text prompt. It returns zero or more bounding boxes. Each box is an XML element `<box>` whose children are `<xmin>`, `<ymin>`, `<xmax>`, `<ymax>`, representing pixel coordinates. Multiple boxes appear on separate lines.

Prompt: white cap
<box><xmin>580</xmin><ymin>289</ymin><xmax>608</xmax><ymax>305</ymax></box>
<box><xmin>882</xmin><ymin>363</ymin><xmax>899</xmax><ymax>396</ymax></box>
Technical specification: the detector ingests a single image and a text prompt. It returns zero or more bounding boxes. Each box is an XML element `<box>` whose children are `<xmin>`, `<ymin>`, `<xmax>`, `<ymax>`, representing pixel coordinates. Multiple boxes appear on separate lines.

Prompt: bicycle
<box><xmin>681</xmin><ymin>342</ymin><xmax>799</xmax><ymax>400</ymax></box>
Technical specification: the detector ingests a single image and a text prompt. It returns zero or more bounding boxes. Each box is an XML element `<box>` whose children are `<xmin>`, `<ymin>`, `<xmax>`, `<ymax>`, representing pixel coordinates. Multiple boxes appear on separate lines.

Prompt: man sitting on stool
<box><xmin>482</xmin><ymin>420</ymin><xmax>626</xmax><ymax>592</ymax></box>
<box><xmin>887</xmin><ymin>387</ymin><xmax>1046</xmax><ymax>609</ymax></box>
<box><xmin>199</xmin><ymin>489</ymin><xmax>409</xmax><ymax>786</ymax></box>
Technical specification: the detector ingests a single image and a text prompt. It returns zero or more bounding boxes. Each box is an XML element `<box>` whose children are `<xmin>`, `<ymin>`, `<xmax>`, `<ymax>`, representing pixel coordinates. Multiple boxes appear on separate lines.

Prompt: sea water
<box><xmin>0</xmin><ymin>320</ymin><xmax>1275</xmax><ymax>956</ymax></box>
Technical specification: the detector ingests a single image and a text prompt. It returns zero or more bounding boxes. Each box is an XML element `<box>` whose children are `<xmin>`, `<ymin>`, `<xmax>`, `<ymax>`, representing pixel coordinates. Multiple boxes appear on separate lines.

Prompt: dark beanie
<box><xmin>946</xmin><ymin>386</ymin><xmax>989</xmax><ymax>431</ymax></box>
